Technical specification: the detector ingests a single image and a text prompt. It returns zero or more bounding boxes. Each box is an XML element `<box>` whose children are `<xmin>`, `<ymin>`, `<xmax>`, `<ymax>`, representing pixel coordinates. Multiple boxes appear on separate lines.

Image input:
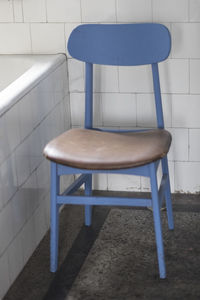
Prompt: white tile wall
<box><xmin>31</xmin><ymin>23</ymin><xmax>65</xmax><ymax>54</ymax></box>
<box><xmin>159</xmin><ymin>59</ymin><xmax>189</xmax><ymax>94</ymax></box>
<box><xmin>102</xmin><ymin>93</ymin><xmax>136</xmax><ymax>127</ymax></box>
<box><xmin>13</xmin><ymin>0</ymin><xmax>23</xmax><ymax>22</ymax></box>
<box><xmin>172</xmin><ymin>23</ymin><xmax>200</xmax><ymax>58</ymax></box>
<box><xmin>0</xmin><ymin>0</ymin><xmax>13</xmax><ymax>22</ymax></box>
<box><xmin>189</xmin><ymin>0</ymin><xmax>200</xmax><ymax>22</ymax></box>
<box><xmin>116</xmin><ymin>0</ymin><xmax>152</xmax><ymax>22</ymax></box>
<box><xmin>189</xmin><ymin>129</ymin><xmax>200</xmax><ymax>161</ymax></box>
<box><xmin>47</xmin><ymin>0</ymin><xmax>81</xmax><ymax>22</ymax></box>
<box><xmin>175</xmin><ymin>162</ymin><xmax>200</xmax><ymax>192</ymax></box>
<box><xmin>152</xmin><ymin>0</ymin><xmax>188</xmax><ymax>22</ymax></box>
<box><xmin>190</xmin><ymin>59</ymin><xmax>200</xmax><ymax>93</ymax></box>
<box><xmin>82</xmin><ymin>0</ymin><xmax>116</xmax><ymax>22</ymax></box>
<box><xmin>119</xmin><ymin>65</ymin><xmax>153</xmax><ymax>93</ymax></box>
<box><xmin>172</xmin><ymin>95</ymin><xmax>200</xmax><ymax>128</ymax></box>
<box><xmin>137</xmin><ymin>94</ymin><xmax>172</xmax><ymax>128</ymax></box>
<box><xmin>0</xmin><ymin>252</ymin><xmax>10</xmax><ymax>299</ymax></box>
<box><xmin>23</xmin><ymin>0</ymin><xmax>46</xmax><ymax>23</ymax></box>
<box><xmin>108</xmin><ymin>174</ymin><xmax>140</xmax><ymax>191</ymax></box>
<box><xmin>94</xmin><ymin>65</ymin><xmax>119</xmax><ymax>93</ymax></box>
<box><xmin>0</xmin><ymin>24</ymin><xmax>31</xmax><ymax>54</ymax></box>
<box><xmin>0</xmin><ymin>59</ymin><xmax>71</xmax><ymax>298</ymax></box>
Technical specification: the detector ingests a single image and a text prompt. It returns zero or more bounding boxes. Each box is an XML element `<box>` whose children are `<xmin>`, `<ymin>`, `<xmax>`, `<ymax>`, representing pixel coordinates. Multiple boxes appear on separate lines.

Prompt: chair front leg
<box><xmin>85</xmin><ymin>174</ymin><xmax>92</xmax><ymax>226</ymax></box>
<box><xmin>50</xmin><ymin>162</ymin><xmax>60</xmax><ymax>272</ymax></box>
<box><xmin>150</xmin><ymin>162</ymin><xmax>166</xmax><ymax>279</ymax></box>
<box><xmin>161</xmin><ymin>157</ymin><xmax>174</xmax><ymax>230</ymax></box>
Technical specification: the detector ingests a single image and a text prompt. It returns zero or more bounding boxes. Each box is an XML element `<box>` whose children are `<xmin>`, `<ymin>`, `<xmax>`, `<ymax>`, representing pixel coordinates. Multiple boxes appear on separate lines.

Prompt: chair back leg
<box><xmin>50</xmin><ymin>162</ymin><xmax>60</xmax><ymax>272</ymax></box>
<box><xmin>85</xmin><ymin>174</ymin><xmax>93</xmax><ymax>226</ymax></box>
<box><xmin>150</xmin><ymin>162</ymin><xmax>166</xmax><ymax>279</ymax></box>
<box><xmin>161</xmin><ymin>157</ymin><xmax>174</xmax><ymax>230</ymax></box>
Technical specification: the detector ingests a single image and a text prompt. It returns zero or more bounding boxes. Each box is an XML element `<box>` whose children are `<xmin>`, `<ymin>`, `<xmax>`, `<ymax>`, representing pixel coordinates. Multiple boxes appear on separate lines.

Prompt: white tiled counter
<box><xmin>0</xmin><ymin>54</ymin><xmax>72</xmax><ymax>298</ymax></box>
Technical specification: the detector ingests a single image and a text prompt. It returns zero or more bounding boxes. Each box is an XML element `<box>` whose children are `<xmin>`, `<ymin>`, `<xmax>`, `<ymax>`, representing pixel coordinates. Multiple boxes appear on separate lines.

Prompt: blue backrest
<box><xmin>68</xmin><ymin>23</ymin><xmax>171</xmax><ymax>66</ymax></box>
<box><xmin>67</xmin><ymin>23</ymin><xmax>171</xmax><ymax>130</ymax></box>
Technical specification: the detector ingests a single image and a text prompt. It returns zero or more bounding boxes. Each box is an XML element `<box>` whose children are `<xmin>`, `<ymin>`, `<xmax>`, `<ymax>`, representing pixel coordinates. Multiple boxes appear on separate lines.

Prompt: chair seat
<box><xmin>44</xmin><ymin>128</ymin><xmax>171</xmax><ymax>170</ymax></box>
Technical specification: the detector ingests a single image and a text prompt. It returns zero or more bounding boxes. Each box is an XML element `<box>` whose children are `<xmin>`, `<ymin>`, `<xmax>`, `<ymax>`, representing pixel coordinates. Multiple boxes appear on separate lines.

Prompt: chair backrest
<box><xmin>67</xmin><ymin>23</ymin><xmax>171</xmax><ymax>129</ymax></box>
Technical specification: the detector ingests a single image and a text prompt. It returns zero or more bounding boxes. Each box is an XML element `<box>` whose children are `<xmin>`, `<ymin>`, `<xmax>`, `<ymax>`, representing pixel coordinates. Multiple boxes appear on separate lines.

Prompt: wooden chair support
<box><xmin>44</xmin><ymin>23</ymin><xmax>174</xmax><ymax>279</ymax></box>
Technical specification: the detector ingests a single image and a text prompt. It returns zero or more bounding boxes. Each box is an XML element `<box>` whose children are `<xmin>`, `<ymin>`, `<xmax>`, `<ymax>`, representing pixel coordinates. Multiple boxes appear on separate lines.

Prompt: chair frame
<box><xmin>49</xmin><ymin>24</ymin><xmax>174</xmax><ymax>279</ymax></box>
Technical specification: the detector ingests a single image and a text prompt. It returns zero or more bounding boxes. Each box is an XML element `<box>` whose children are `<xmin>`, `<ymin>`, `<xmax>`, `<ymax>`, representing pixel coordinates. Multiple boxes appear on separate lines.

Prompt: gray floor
<box><xmin>4</xmin><ymin>191</ymin><xmax>200</xmax><ymax>300</ymax></box>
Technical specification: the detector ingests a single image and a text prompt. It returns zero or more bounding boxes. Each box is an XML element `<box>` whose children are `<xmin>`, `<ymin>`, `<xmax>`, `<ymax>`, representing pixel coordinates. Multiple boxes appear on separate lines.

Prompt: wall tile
<box><xmin>137</xmin><ymin>94</ymin><xmax>172</xmax><ymax>128</ymax></box>
<box><xmin>23</xmin><ymin>0</ymin><xmax>46</xmax><ymax>22</ymax></box>
<box><xmin>11</xmin><ymin>189</ymin><xmax>27</xmax><ymax>236</ymax></box>
<box><xmin>190</xmin><ymin>59</ymin><xmax>200</xmax><ymax>93</ymax></box>
<box><xmin>31</xmin><ymin>23</ymin><xmax>65</xmax><ymax>54</ymax></box>
<box><xmin>7</xmin><ymin>234</ymin><xmax>23</xmax><ymax>285</ymax></box>
<box><xmin>167</xmin><ymin>128</ymin><xmax>189</xmax><ymax>161</ymax></box>
<box><xmin>108</xmin><ymin>174</ymin><xmax>140</xmax><ymax>191</ymax></box>
<box><xmin>189</xmin><ymin>129</ymin><xmax>200</xmax><ymax>161</ymax></box>
<box><xmin>82</xmin><ymin>0</ymin><xmax>116</xmax><ymax>22</ymax></box>
<box><xmin>0</xmin><ymin>252</ymin><xmax>10</xmax><ymax>299</ymax></box>
<box><xmin>119</xmin><ymin>65</ymin><xmax>153</xmax><ymax>93</ymax></box>
<box><xmin>68</xmin><ymin>59</ymin><xmax>84</xmax><ymax>92</ymax></box>
<box><xmin>175</xmin><ymin>162</ymin><xmax>200</xmax><ymax>193</ymax></box>
<box><xmin>47</xmin><ymin>0</ymin><xmax>81</xmax><ymax>22</ymax></box>
<box><xmin>0</xmin><ymin>0</ymin><xmax>13</xmax><ymax>22</ymax></box>
<box><xmin>172</xmin><ymin>23</ymin><xmax>200</xmax><ymax>58</ymax></box>
<box><xmin>116</xmin><ymin>0</ymin><xmax>152</xmax><ymax>22</ymax></box>
<box><xmin>172</xmin><ymin>95</ymin><xmax>200</xmax><ymax>128</ymax></box>
<box><xmin>102</xmin><ymin>93</ymin><xmax>136</xmax><ymax>127</ymax></box>
<box><xmin>93</xmin><ymin>174</ymin><xmax>108</xmax><ymax>191</ymax></box>
<box><xmin>24</xmin><ymin>172</ymin><xmax>39</xmax><ymax>220</ymax></box>
<box><xmin>70</xmin><ymin>92</ymin><xmax>101</xmax><ymax>127</ymax></box>
<box><xmin>21</xmin><ymin>215</ymin><xmax>36</xmax><ymax>265</ymax></box>
<box><xmin>153</xmin><ymin>0</ymin><xmax>188</xmax><ymax>22</ymax></box>
<box><xmin>0</xmin><ymin>202</ymin><xmax>14</xmax><ymax>256</ymax></box>
<box><xmin>0</xmin><ymin>24</ymin><xmax>31</xmax><ymax>54</ymax></box>
<box><xmin>189</xmin><ymin>0</ymin><xmax>200</xmax><ymax>22</ymax></box>
<box><xmin>94</xmin><ymin>65</ymin><xmax>119</xmax><ymax>93</ymax></box>
<box><xmin>34</xmin><ymin>203</ymin><xmax>48</xmax><ymax>246</ymax></box>
<box><xmin>15</xmin><ymin>139</ymin><xmax>30</xmax><ymax>187</ymax></box>
<box><xmin>0</xmin><ymin>153</ymin><xmax>17</xmax><ymax>208</ymax></box>
<box><xmin>5</xmin><ymin>103</ymin><xmax>20</xmax><ymax>155</ymax></box>
<box><xmin>18</xmin><ymin>93</ymin><xmax>34</xmax><ymax>142</ymax></box>
<box><xmin>159</xmin><ymin>59</ymin><xmax>189</xmax><ymax>94</ymax></box>
<box><xmin>0</xmin><ymin>115</ymin><xmax>8</xmax><ymax>165</ymax></box>
<box><xmin>13</xmin><ymin>0</ymin><xmax>23</xmax><ymax>22</ymax></box>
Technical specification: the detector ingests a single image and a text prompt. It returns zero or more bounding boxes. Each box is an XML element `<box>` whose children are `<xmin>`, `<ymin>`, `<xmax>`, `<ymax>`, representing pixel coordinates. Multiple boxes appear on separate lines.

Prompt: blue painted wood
<box><xmin>85</xmin><ymin>63</ymin><xmax>93</xmax><ymax>129</ymax></box>
<box><xmin>85</xmin><ymin>174</ymin><xmax>92</xmax><ymax>226</ymax></box>
<box><xmin>50</xmin><ymin>162</ymin><xmax>59</xmax><ymax>272</ymax></box>
<box><xmin>161</xmin><ymin>157</ymin><xmax>174</xmax><ymax>230</ymax></box>
<box><xmin>150</xmin><ymin>162</ymin><xmax>166</xmax><ymax>279</ymax></box>
<box><xmin>152</xmin><ymin>63</ymin><xmax>164</xmax><ymax>129</ymax></box>
<box><xmin>62</xmin><ymin>174</ymin><xmax>88</xmax><ymax>196</ymax></box>
<box><xmin>57</xmin><ymin>195</ymin><xmax>152</xmax><ymax>207</ymax></box>
<box><xmin>48</xmin><ymin>24</ymin><xmax>174</xmax><ymax>277</ymax></box>
<box><xmin>57</xmin><ymin>163</ymin><xmax>152</xmax><ymax>177</ymax></box>
<box><xmin>68</xmin><ymin>24</ymin><xmax>171</xmax><ymax>66</ymax></box>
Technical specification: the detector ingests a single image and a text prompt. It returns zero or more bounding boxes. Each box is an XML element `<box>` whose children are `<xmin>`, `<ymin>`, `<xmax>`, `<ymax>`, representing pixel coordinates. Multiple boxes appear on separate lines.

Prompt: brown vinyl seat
<box><xmin>43</xmin><ymin>128</ymin><xmax>172</xmax><ymax>170</ymax></box>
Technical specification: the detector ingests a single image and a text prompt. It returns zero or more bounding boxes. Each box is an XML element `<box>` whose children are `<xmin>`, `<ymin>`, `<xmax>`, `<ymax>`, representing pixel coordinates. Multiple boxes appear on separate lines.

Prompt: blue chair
<box><xmin>44</xmin><ymin>23</ymin><xmax>174</xmax><ymax>279</ymax></box>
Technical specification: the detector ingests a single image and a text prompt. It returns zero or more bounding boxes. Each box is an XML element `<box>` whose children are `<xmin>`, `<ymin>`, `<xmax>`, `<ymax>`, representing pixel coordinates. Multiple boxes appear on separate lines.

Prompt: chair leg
<box><xmin>85</xmin><ymin>174</ymin><xmax>92</xmax><ymax>226</ymax></box>
<box><xmin>150</xmin><ymin>162</ymin><xmax>166</xmax><ymax>279</ymax></box>
<box><xmin>50</xmin><ymin>162</ymin><xmax>59</xmax><ymax>272</ymax></box>
<box><xmin>161</xmin><ymin>157</ymin><xmax>174</xmax><ymax>230</ymax></box>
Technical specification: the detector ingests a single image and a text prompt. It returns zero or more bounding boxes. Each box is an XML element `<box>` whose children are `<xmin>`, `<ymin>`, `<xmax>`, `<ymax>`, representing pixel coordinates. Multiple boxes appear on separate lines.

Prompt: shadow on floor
<box><xmin>4</xmin><ymin>192</ymin><xmax>200</xmax><ymax>300</ymax></box>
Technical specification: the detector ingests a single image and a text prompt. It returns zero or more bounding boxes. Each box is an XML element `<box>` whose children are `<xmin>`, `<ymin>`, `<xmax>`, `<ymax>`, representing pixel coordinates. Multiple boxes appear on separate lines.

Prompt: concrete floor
<box><xmin>4</xmin><ymin>191</ymin><xmax>200</xmax><ymax>300</ymax></box>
